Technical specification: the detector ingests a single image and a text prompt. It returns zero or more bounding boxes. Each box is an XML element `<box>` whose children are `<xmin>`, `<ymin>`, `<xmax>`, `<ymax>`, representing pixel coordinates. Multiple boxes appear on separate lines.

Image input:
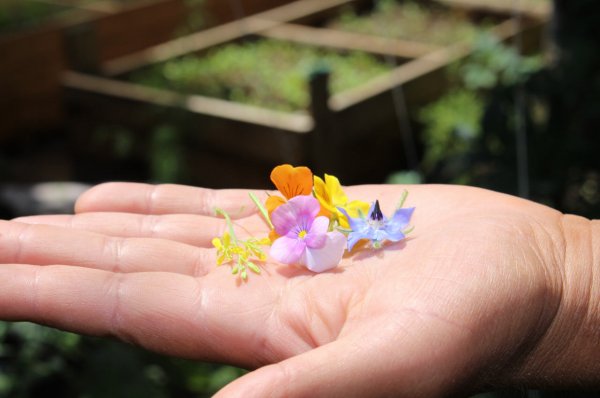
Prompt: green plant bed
<box><xmin>128</xmin><ymin>39</ymin><xmax>393</xmax><ymax>112</ymax></box>
<box><xmin>327</xmin><ymin>0</ymin><xmax>490</xmax><ymax>45</ymax></box>
<box><xmin>0</xmin><ymin>0</ymin><xmax>73</xmax><ymax>34</ymax></box>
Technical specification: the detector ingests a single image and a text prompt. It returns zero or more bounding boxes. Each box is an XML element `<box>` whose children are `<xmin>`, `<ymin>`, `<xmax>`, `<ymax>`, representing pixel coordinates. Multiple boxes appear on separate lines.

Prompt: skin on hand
<box><xmin>0</xmin><ymin>182</ymin><xmax>596</xmax><ymax>397</ymax></box>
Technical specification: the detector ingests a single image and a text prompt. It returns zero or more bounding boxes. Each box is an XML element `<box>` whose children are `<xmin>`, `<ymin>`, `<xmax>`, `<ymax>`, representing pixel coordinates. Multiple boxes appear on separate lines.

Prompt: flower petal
<box><xmin>266</xmin><ymin>195</ymin><xmax>286</xmax><ymax>215</ymax></box>
<box><xmin>381</xmin><ymin>228</ymin><xmax>405</xmax><ymax>242</ymax></box>
<box><xmin>345</xmin><ymin>200</ymin><xmax>371</xmax><ymax>218</ymax></box>
<box><xmin>388</xmin><ymin>207</ymin><xmax>415</xmax><ymax>230</ymax></box>
<box><xmin>270</xmin><ymin>236</ymin><xmax>306</xmax><ymax>264</ymax></box>
<box><xmin>270</xmin><ymin>203</ymin><xmax>298</xmax><ymax>236</ymax></box>
<box><xmin>337</xmin><ymin>207</ymin><xmax>363</xmax><ymax>232</ymax></box>
<box><xmin>366</xmin><ymin>201</ymin><xmax>378</xmax><ymax>219</ymax></box>
<box><xmin>290</xmin><ymin>195</ymin><xmax>321</xmax><ymax>227</ymax></box>
<box><xmin>313</xmin><ymin>176</ymin><xmax>334</xmax><ymax>214</ymax></box>
<box><xmin>313</xmin><ymin>174</ymin><xmax>349</xmax><ymax>216</ymax></box>
<box><xmin>268</xmin><ymin>229</ymin><xmax>280</xmax><ymax>243</ymax></box>
<box><xmin>270</xmin><ymin>164</ymin><xmax>313</xmax><ymax>200</ymax></box>
<box><xmin>270</xmin><ymin>195</ymin><xmax>318</xmax><ymax>235</ymax></box>
<box><xmin>304</xmin><ymin>231</ymin><xmax>346</xmax><ymax>273</ymax></box>
<box><xmin>309</xmin><ymin>216</ymin><xmax>329</xmax><ymax>234</ymax></box>
<box><xmin>304</xmin><ymin>216</ymin><xmax>329</xmax><ymax>249</ymax></box>
<box><xmin>304</xmin><ymin>233</ymin><xmax>326</xmax><ymax>249</ymax></box>
<box><xmin>324</xmin><ymin>174</ymin><xmax>348</xmax><ymax>206</ymax></box>
<box><xmin>336</xmin><ymin>200</ymin><xmax>370</xmax><ymax>229</ymax></box>
<box><xmin>346</xmin><ymin>233</ymin><xmax>365</xmax><ymax>252</ymax></box>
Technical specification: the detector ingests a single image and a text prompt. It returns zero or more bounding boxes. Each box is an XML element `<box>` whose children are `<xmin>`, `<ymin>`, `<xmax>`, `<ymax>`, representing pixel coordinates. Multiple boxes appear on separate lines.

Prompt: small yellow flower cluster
<box><xmin>212</xmin><ymin>232</ymin><xmax>270</xmax><ymax>280</ymax></box>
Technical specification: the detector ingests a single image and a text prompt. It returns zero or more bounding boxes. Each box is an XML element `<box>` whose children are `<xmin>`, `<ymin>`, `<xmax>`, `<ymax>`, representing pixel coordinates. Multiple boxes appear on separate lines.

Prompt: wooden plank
<box><xmin>330</xmin><ymin>17</ymin><xmax>546</xmax><ymax>110</ymax></box>
<box><xmin>489</xmin><ymin>16</ymin><xmax>547</xmax><ymax>44</ymax></box>
<box><xmin>200</xmin><ymin>0</ymin><xmax>297</xmax><ymax>25</ymax></box>
<box><xmin>100</xmin><ymin>0</ymin><xmax>357</xmax><ymax>75</ymax></box>
<box><xmin>100</xmin><ymin>17</ymin><xmax>281</xmax><ymax>75</ymax></box>
<box><xmin>63</xmin><ymin>71</ymin><xmax>314</xmax><ymax>132</ymax></box>
<box><xmin>329</xmin><ymin>41</ymin><xmax>469</xmax><ymax>110</ymax></box>
<box><xmin>41</xmin><ymin>0</ymin><xmax>117</xmax><ymax>13</ymax></box>
<box><xmin>252</xmin><ymin>0</ymin><xmax>356</xmax><ymax>23</ymax></box>
<box><xmin>260</xmin><ymin>23</ymin><xmax>440</xmax><ymax>59</ymax></box>
<box><xmin>435</xmin><ymin>0</ymin><xmax>551</xmax><ymax>19</ymax></box>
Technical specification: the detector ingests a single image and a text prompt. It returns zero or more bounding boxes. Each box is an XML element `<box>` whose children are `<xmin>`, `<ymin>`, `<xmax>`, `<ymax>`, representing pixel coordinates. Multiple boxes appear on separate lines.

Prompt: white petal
<box><xmin>304</xmin><ymin>231</ymin><xmax>346</xmax><ymax>273</ymax></box>
<box><xmin>309</xmin><ymin>216</ymin><xmax>330</xmax><ymax>234</ymax></box>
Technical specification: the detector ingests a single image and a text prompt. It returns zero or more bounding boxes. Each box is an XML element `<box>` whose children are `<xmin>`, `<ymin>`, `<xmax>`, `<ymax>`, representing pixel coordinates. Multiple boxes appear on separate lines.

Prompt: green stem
<box><xmin>249</xmin><ymin>192</ymin><xmax>274</xmax><ymax>230</ymax></box>
<box><xmin>215</xmin><ymin>207</ymin><xmax>238</xmax><ymax>244</ymax></box>
<box><xmin>397</xmin><ymin>190</ymin><xmax>409</xmax><ymax>209</ymax></box>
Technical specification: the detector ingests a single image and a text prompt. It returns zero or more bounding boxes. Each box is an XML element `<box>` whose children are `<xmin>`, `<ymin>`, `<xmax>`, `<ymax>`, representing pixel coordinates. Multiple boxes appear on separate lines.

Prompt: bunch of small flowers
<box><xmin>211</xmin><ymin>208</ymin><xmax>270</xmax><ymax>280</ymax></box>
<box><xmin>212</xmin><ymin>164</ymin><xmax>415</xmax><ymax>278</ymax></box>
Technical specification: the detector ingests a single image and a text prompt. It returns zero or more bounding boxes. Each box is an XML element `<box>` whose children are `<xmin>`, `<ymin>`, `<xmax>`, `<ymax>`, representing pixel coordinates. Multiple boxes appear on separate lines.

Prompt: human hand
<box><xmin>0</xmin><ymin>182</ymin><xmax>595</xmax><ymax>397</ymax></box>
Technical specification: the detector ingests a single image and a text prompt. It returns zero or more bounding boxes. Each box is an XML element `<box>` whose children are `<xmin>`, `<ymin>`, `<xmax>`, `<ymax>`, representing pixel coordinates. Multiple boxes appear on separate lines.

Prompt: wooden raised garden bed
<box><xmin>0</xmin><ymin>0</ymin><xmax>301</xmax><ymax>139</ymax></box>
<box><xmin>63</xmin><ymin>0</ymin><xmax>549</xmax><ymax>187</ymax></box>
<box><xmin>437</xmin><ymin>0</ymin><xmax>551</xmax><ymax>20</ymax></box>
<box><xmin>0</xmin><ymin>0</ymin><xmax>187</xmax><ymax>139</ymax></box>
<box><xmin>0</xmin><ymin>0</ymin><xmax>98</xmax><ymax>139</ymax></box>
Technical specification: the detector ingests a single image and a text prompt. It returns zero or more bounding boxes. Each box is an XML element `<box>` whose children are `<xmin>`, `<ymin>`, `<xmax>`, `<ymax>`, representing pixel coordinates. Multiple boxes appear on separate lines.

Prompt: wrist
<box><xmin>509</xmin><ymin>215</ymin><xmax>599</xmax><ymax>388</ymax></box>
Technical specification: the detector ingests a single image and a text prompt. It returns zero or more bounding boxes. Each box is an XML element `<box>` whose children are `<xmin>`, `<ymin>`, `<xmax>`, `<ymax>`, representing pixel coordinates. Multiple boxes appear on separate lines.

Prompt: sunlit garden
<box><xmin>1</xmin><ymin>0</ymin><xmax>599</xmax><ymax>396</ymax></box>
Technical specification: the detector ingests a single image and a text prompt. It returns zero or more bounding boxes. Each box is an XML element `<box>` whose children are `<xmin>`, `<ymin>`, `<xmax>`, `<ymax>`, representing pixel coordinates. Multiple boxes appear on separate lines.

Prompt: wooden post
<box><xmin>64</xmin><ymin>21</ymin><xmax>100</xmax><ymax>72</ymax></box>
<box><xmin>308</xmin><ymin>64</ymin><xmax>339</xmax><ymax>175</ymax></box>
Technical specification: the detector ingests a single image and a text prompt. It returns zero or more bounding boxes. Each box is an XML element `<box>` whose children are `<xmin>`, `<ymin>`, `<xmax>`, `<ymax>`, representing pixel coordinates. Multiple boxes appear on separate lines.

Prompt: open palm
<box><xmin>0</xmin><ymin>182</ymin><xmax>568</xmax><ymax>397</ymax></box>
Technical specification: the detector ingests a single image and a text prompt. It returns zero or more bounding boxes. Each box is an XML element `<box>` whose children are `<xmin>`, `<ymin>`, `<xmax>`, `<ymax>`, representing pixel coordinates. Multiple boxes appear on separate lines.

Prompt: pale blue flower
<box><xmin>339</xmin><ymin>200</ymin><xmax>414</xmax><ymax>251</ymax></box>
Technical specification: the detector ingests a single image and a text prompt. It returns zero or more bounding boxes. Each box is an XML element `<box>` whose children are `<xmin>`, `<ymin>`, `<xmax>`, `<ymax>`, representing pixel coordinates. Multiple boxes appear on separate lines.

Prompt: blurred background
<box><xmin>0</xmin><ymin>0</ymin><xmax>598</xmax><ymax>396</ymax></box>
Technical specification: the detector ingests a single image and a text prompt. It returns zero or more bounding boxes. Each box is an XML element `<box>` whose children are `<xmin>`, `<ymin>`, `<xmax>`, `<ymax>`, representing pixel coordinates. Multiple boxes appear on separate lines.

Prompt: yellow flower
<box><xmin>313</xmin><ymin>174</ymin><xmax>370</xmax><ymax>229</ymax></box>
<box><xmin>212</xmin><ymin>218</ymin><xmax>270</xmax><ymax>280</ymax></box>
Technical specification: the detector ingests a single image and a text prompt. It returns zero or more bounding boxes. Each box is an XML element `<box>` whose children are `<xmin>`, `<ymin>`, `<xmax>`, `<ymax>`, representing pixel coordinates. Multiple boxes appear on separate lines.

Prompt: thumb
<box><xmin>215</xmin><ymin>338</ymin><xmax>371</xmax><ymax>398</ymax></box>
<box><xmin>213</xmin><ymin>328</ymin><xmax>455</xmax><ymax>398</ymax></box>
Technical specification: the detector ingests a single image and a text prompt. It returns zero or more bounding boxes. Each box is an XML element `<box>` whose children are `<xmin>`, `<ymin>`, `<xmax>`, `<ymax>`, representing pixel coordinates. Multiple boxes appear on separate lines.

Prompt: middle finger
<box><xmin>13</xmin><ymin>212</ymin><xmax>231</xmax><ymax>247</ymax></box>
<box><xmin>0</xmin><ymin>220</ymin><xmax>215</xmax><ymax>276</ymax></box>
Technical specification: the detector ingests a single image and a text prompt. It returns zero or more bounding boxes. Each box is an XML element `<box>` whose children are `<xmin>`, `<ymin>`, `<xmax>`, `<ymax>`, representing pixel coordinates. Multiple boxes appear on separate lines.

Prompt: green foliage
<box><xmin>419</xmin><ymin>89</ymin><xmax>484</xmax><ymax>176</ymax></box>
<box><xmin>0</xmin><ymin>322</ymin><xmax>81</xmax><ymax>397</ymax></box>
<box><xmin>417</xmin><ymin>33</ymin><xmax>543</xmax><ymax>182</ymax></box>
<box><xmin>520</xmin><ymin>0</ymin><xmax>551</xmax><ymax>5</ymax></box>
<box><xmin>0</xmin><ymin>0</ymin><xmax>187</xmax><ymax>35</ymax></box>
<box><xmin>92</xmin><ymin>125</ymin><xmax>135</xmax><ymax>159</ymax></box>
<box><xmin>88</xmin><ymin>123</ymin><xmax>187</xmax><ymax>183</ymax></box>
<box><xmin>177</xmin><ymin>0</ymin><xmax>208</xmax><ymax>35</ymax></box>
<box><xmin>460</xmin><ymin>34</ymin><xmax>544</xmax><ymax>90</ymax></box>
<box><xmin>328</xmin><ymin>0</ymin><xmax>486</xmax><ymax>45</ymax></box>
<box><xmin>0</xmin><ymin>321</ymin><xmax>244</xmax><ymax>397</ymax></box>
<box><xmin>385</xmin><ymin>170</ymin><xmax>423</xmax><ymax>184</ymax></box>
<box><xmin>0</xmin><ymin>0</ymin><xmax>71</xmax><ymax>33</ymax></box>
<box><xmin>149</xmin><ymin>125</ymin><xmax>185</xmax><ymax>183</ymax></box>
<box><xmin>130</xmin><ymin>39</ymin><xmax>392</xmax><ymax>112</ymax></box>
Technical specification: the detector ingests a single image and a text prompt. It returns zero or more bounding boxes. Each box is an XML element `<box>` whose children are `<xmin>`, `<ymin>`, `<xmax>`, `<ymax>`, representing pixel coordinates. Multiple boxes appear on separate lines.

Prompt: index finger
<box><xmin>0</xmin><ymin>264</ymin><xmax>288</xmax><ymax>367</ymax></box>
<box><xmin>76</xmin><ymin>182</ymin><xmax>267</xmax><ymax>218</ymax></box>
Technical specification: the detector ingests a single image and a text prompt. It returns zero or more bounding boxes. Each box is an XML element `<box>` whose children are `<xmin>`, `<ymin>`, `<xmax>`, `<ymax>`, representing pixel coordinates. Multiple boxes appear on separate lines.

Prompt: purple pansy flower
<box><xmin>339</xmin><ymin>200</ymin><xmax>414</xmax><ymax>251</ymax></box>
<box><xmin>270</xmin><ymin>195</ymin><xmax>346</xmax><ymax>272</ymax></box>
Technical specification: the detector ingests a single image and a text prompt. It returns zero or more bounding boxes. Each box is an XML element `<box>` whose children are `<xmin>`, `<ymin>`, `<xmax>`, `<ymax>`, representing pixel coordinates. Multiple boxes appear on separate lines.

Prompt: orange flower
<box><xmin>266</xmin><ymin>164</ymin><xmax>313</xmax><ymax>214</ymax></box>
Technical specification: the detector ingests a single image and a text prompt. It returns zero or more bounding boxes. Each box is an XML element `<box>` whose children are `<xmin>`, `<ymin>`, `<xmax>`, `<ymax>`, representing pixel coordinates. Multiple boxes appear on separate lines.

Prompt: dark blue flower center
<box><xmin>370</xmin><ymin>200</ymin><xmax>384</xmax><ymax>221</ymax></box>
